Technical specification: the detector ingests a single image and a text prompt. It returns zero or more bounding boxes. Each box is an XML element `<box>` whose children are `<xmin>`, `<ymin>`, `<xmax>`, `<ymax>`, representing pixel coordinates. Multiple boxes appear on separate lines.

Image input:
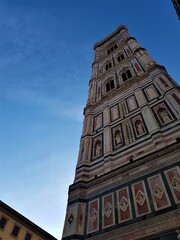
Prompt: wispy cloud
<box><xmin>2</xmin><ymin>87</ymin><xmax>84</xmax><ymax>122</ymax></box>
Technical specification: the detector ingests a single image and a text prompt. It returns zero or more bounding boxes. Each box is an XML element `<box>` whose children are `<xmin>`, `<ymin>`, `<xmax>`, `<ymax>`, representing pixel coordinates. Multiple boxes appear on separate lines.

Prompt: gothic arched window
<box><xmin>110</xmin><ymin>80</ymin><xmax>114</xmax><ymax>89</ymax></box>
<box><xmin>117</xmin><ymin>54</ymin><xmax>125</xmax><ymax>63</ymax></box>
<box><xmin>105</xmin><ymin>62</ymin><xmax>112</xmax><ymax>71</ymax></box>
<box><xmin>122</xmin><ymin>73</ymin><xmax>127</xmax><ymax>81</ymax></box>
<box><xmin>122</xmin><ymin>70</ymin><xmax>132</xmax><ymax>82</ymax></box>
<box><xmin>106</xmin><ymin>80</ymin><xmax>115</xmax><ymax>93</ymax></box>
<box><xmin>127</xmin><ymin>70</ymin><xmax>132</xmax><ymax>78</ymax></box>
<box><xmin>106</xmin><ymin>82</ymin><xmax>110</xmax><ymax>92</ymax></box>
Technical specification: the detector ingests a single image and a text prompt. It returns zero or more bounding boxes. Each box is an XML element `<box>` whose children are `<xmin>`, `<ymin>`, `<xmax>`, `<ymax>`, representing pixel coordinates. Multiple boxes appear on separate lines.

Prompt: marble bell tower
<box><xmin>62</xmin><ymin>25</ymin><xmax>180</xmax><ymax>240</ymax></box>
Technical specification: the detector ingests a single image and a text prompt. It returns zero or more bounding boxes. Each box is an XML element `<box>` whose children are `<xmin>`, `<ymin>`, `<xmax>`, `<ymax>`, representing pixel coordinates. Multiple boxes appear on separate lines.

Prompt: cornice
<box><xmin>69</xmin><ymin>141</ymin><xmax>180</xmax><ymax>193</ymax></box>
<box><xmin>94</xmin><ymin>25</ymin><xmax>128</xmax><ymax>50</ymax></box>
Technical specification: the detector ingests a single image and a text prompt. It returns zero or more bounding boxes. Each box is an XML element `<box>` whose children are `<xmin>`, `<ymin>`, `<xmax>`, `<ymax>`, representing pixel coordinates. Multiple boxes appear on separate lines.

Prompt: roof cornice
<box><xmin>0</xmin><ymin>201</ymin><xmax>58</xmax><ymax>240</ymax></box>
<box><xmin>93</xmin><ymin>25</ymin><xmax>128</xmax><ymax>50</ymax></box>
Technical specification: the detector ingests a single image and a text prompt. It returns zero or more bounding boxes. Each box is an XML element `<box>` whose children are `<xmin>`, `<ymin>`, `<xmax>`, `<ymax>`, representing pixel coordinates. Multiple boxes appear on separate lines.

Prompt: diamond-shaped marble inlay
<box><xmin>67</xmin><ymin>214</ymin><xmax>74</xmax><ymax>227</ymax></box>
<box><xmin>172</xmin><ymin>177</ymin><xmax>180</xmax><ymax>192</ymax></box>
<box><xmin>135</xmin><ymin>190</ymin><xmax>146</xmax><ymax>206</ymax></box>
<box><xmin>104</xmin><ymin>202</ymin><xmax>113</xmax><ymax>218</ymax></box>
<box><xmin>153</xmin><ymin>184</ymin><xmax>164</xmax><ymax>199</ymax></box>
<box><xmin>119</xmin><ymin>196</ymin><xmax>129</xmax><ymax>212</ymax></box>
<box><xmin>89</xmin><ymin>208</ymin><xmax>98</xmax><ymax>223</ymax></box>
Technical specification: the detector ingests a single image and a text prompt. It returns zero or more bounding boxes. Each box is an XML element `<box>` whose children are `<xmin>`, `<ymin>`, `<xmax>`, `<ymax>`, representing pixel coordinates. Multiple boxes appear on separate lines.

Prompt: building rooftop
<box><xmin>0</xmin><ymin>200</ymin><xmax>58</xmax><ymax>240</ymax></box>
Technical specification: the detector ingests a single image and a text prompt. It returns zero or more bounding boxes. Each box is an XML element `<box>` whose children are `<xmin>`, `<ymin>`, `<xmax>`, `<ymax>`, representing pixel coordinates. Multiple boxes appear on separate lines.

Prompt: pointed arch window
<box><xmin>105</xmin><ymin>61</ymin><xmax>112</xmax><ymax>71</ymax></box>
<box><xmin>106</xmin><ymin>82</ymin><xmax>110</xmax><ymax>92</ymax></box>
<box><xmin>110</xmin><ymin>80</ymin><xmax>114</xmax><ymax>89</ymax></box>
<box><xmin>117</xmin><ymin>53</ymin><xmax>125</xmax><ymax>62</ymax></box>
<box><xmin>122</xmin><ymin>73</ymin><xmax>127</xmax><ymax>81</ymax></box>
<box><xmin>122</xmin><ymin>70</ymin><xmax>132</xmax><ymax>82</ymax></box>
<box><xmin>106</xmin><ymin>80</ymin><xmax>115</xmax><ymax>92</ymax></box>
<box><xmin>107</xmin><ymin>44</ymin><xmax>118</xmax><ymax>55</ymax></box>
<box><xmin>127</xmin><ymin>70</ymin><xmax>132</xmax><ymax>78</ymax></box>
<box><xmin>121</xmin><ymin>54</ymin><xmax>124</xmax><ymax>60</ymax></box>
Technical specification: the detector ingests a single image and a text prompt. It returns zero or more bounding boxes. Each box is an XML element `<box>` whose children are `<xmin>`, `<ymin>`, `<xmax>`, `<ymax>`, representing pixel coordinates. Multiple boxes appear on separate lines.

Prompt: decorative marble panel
<box><xmin>132</xmin><ymin>181</ymin><xmax>151</xmax><ymax>217</ymax></box>
<box><xmin>158</xmin><ymin>76</ymin><xmax>170</xmax><ymax>88</ymax></box>
<box><xmin>164</xmin><ymin>166</ymin><xmax>180</xmax><ymax>204</ymax></box>
<box><xmin>119</xmin><ymin>100</ymin><xmax>128</xmax><ymax>116</ymax></box>
<box><xmin>122</xmin><ymin>120</ymin><xmax>134</xmax><ymax>145</ymax></box>
<box><xmin>131</xmin><ymin>114</ymin><xmax>146</xmax><ymax>138</ymax></box>
<box><xmin>96</xmin><ymin>81</ymin><xmax>102</xmax><ymax>98</ymax></box>
<box><xmin>87</xmin><ymin>199</ymin><xmax>99</xmax><ymax>233</ymax></box>
<box><xmin>124</xmin><ymin>46</ymin><xmax>132</xmax><ymax>56</ymax></box>
<box><xmin>131</xmin><ymin>58</ymin><xmax>143</xmax><ymax>75</ymax></box>
<box><xmin>127</xmin><ymin>96</ymin><xmax>138</xmax><ymax>112</ymax></box>
<box><xmin>77</xmin><ymin>203</ymin><xmax>86</xmax><ymax>235</ymax></box>
<box><xmin>148</xmin><ymin>174</ymin><xmax>171</xmax><ymax>211</ymax></box>
<box><xmin>152</xmin><ymin>102</ymin><xmax>174</xmax><ymax>126</ymax></box>
<box><xmin>172</xmin><ymin>93</ymin><xmax>180</xmax><ymax>106</ymax></box>
<box><xmin>94</xmin><ymin>113</ymin><xmax>103</xmax><ymax>131</ymax></box>
<box><xmin>110</xmin><ymin>105</ymin><xmax>120</xmax><ymax>122</ymax></box>
<box><xmin>102</xmin><ymin>193</ymin><xmax>115</xmax><ymax>229</ymax></box>
<box><xmin>62</xmin><ymin>204</ymin><xmax>77</xmax><ymax>237</ymax></box>
<box><xmin>144</xmin><ymin>85</ymin><xmax>158</xmax><ymax>101</ymax></box>
<box><xmin>117</xmin><ymin>187</ymin><xmax>132</xmax><ymax>223</ymax></box>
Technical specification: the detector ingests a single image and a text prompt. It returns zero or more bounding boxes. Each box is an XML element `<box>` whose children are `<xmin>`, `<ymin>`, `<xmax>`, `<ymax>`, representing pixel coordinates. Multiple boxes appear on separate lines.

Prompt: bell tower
<box><xmin>62</xmin><ymin>25</ymin><xmax>180</xmax><ymax>240</ymax></box>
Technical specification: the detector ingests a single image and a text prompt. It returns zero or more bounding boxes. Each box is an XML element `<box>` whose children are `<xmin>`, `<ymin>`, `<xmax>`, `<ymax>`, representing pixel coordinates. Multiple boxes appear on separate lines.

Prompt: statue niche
<box><xmin>94</xmin><ymin>140</ymin><xmax>102</xmax><ymax>157</ymax></box>
<box><xmin>157</xmin><ymin>107</ymin><xmax>172</xmax><ymax>124</ymax></box>
<box><xmin>135</xmin><ymin>120</ymin><xmax>145</xmax><ymax>136</ymax></box>
<box><xmin>114</xmin><ymin>130</ymin><xmax>122</xmax><ymax>146</ymax></box>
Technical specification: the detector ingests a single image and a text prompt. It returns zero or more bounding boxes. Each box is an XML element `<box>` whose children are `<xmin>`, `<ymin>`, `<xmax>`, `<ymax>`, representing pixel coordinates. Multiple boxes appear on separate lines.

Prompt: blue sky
<box><xmin>0</xmin><ymin>0</ymin><xmax>180</xmax><ymax>239</ymax></box>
